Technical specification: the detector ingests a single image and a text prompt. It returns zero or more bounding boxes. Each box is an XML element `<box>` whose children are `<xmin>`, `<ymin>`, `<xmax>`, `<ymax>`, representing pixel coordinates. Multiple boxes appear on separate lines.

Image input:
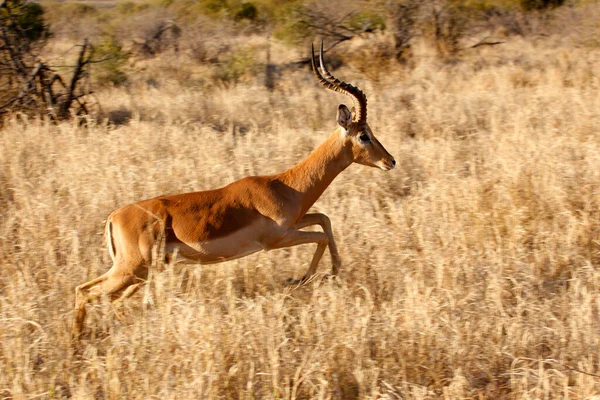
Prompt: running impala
<box><xmin>73</xmin><ymin>42</ymin><xmax>395</xmax><ymax>335</ymax></box>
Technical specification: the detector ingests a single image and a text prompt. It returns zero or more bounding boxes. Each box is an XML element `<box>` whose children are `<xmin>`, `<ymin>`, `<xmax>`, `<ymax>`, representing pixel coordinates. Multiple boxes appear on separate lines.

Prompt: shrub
<box><xmin>425</xmin><ymin>0</ymin><xmax>511</xmax><ymax>57</ymax></box>
<box><xmin>92</xmin><ymin>36</ymin><xmax>129</xmax><ymax>86</ymax></box>
<box><xmin>40</xmin><ymin>1</ymin><xmax>101</xmax><ymax>39</ymax></box>
<box><xmin>55</xmin><ymin>3</ymin><xmax>97</xmax><ymax>17</ymax></box>
<box><xmin>1</xmin><ymin>0</ymin><xmax>50</xmax><ymax>42</ymax></box>
<box><xmin>115</xmin><ymin>1</ymin><xmax>151</xmax><ymax>15</ymax></box>
<box><xmin>520</xmin><ymin>0</ymin><xmax>565</xmax><ymax>10</ymax></box>
<box><xmin>386</xmin><ymin>0</ymin><xmax>420</xmax><ymax>63</ymax></box>
<box><xmin>133</xmin><ymin>20</ymin><xmax>181</xmax><ymax>57</ymax></box>
<box><xmin>273</xmin><ymin>4</ymin><xmax>386</xmax><ymax>48</ymax></box>
<box><xmin>1</xmin><ymin>2</ymin><xmax>92</xmax><ymax>121</ymax></box>
<box><xmin>347</xmin><ymin>10</ymin><xmax>386</xmax><ymax>32</ymax></box>
<box><xmin>234</xmin><ymin>2</ymin><xmax>258</xmax><ymax>21</ymax></box>
<box><xmin>213</xmin><ymin>46</ymin><xmax>258</xmax><ymax>85</ymax></box>
<box><xmin>272</xmin><ymin>3</ymin><xmax>311</xmax><ymax>46</ymax></box>
<box><xmin>431</xmin><ymin>2</ymin><xmax>471</xmax><ymax>55</ymax></box>
<box><xmin>197</xmin><ymin>0</ymin><xmax>229</xmax><ymax>17</ymax></box>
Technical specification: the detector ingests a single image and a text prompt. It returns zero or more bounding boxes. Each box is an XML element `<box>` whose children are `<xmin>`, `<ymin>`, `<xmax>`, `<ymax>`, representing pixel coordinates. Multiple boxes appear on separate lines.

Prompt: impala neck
<box><xmin>280</xmin><ymin>128</ymin><xmax>353</xmax><ymax>218</ymax></box>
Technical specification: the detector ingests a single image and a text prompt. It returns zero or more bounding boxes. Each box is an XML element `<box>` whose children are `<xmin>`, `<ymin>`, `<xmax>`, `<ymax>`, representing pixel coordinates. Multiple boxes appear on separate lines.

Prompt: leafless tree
<box><xmin>0</xmin><ymin>0</ymin><xmax>94</xmax><ymax>121</ymax></box>
<box><xmin>387</xmin><ymin>0</ymin><xmax>421</xmax><ymax>63</ymax></box>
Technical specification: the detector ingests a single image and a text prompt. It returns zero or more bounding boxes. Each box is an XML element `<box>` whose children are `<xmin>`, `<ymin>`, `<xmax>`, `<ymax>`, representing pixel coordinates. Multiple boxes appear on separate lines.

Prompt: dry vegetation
<box><xmin>1</xmin><ymin>1</ymin><xmax>600</xmax><ymax>398</ymax></box>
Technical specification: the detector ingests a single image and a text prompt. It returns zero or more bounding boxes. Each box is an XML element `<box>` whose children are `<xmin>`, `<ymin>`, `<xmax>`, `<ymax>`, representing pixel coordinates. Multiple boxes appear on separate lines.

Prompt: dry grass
<box><xmin>1</xmin><ymin>29</ymin><xmax>600</xmax><ymax>399</ymax></box>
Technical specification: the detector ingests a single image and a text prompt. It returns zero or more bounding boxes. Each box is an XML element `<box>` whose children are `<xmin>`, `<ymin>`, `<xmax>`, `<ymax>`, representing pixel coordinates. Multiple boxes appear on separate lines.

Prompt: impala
<box><xmin>73</xmin><ymin>42</ymin><xmax>395</xmax><ymax>335</ymax></box>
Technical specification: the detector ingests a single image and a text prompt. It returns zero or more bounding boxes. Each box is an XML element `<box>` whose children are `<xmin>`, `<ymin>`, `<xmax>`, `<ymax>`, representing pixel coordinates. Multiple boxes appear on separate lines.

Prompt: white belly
<box><xmin>165</xmin><ymin>220</ymin><xmax>281</xmax><ymax>265</ymax></box>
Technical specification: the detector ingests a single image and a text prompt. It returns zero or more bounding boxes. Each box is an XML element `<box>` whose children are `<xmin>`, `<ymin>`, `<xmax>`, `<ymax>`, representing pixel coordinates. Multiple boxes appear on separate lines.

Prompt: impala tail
<box><xmin>104</xmin><ymin>213</ymin><xmax>117</xmax><ymax>263</ymax></box>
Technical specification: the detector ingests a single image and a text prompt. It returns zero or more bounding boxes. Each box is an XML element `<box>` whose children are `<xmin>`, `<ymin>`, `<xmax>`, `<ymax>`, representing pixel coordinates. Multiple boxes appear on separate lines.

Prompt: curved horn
<box><xmin>311</xmin><ymin>41</ymin><xmax>367</xmax><ymax>123</ymax></box>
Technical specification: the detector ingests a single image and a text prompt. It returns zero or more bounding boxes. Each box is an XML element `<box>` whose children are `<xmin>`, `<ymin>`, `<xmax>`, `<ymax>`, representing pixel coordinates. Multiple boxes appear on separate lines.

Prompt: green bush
<box><xmin>1</xmin><ymin>0</ymin><xmax>50</xmax><ymax>42</ymax></box>
<box><xmin>347</xmin><ymin>10</ymin><xmax>386</xmax><ymax>32</ymax></box>
<box><xmin>115</xmin><ymin>1</ymin><xmax>151</xmax><ymax>15</ymax></box>
<box><xmin>16</xmin><ymin>1</ymin><xmax>47</xmax><ymax>41</ymax></box>
<box><xmin>92</xmin><ymin>37</ymin><xmax>129</xmax><ymax>86</ymax></box>
<box><xmin>213</xmin><ymin>47</ymin><xmax>258</xmax><ymax>85</ymax></box>
<box><xmin>196</xmin><ymin>0</ymin><xmax>229</xmax><ymax>16</ymax></box>
<box><xmin>272</xmin><ymin>3</ymin><xmax>311</xmax><ymax>46</ymax></box>
<box><xmin>234</xmin><ymin>2</ymin><xmax>258</xmax><ymax>21</ymax></box>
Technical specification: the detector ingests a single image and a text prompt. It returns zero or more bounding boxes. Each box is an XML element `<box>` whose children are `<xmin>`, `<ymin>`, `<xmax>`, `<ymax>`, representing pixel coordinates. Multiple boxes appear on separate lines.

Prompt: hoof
<box><xmin>322</xmin><ymin>273</ymin><xmax>341</xmax><ymax>287</ymax></box>
<box><xmin>283</xmin><ymin>274</ymin><xmax>314</xmax><ymax>286</ymax></box>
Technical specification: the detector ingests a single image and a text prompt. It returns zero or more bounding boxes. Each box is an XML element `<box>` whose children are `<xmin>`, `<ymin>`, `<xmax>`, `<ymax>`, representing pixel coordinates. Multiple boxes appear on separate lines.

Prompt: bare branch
<box><xmin>58</xmin><ymin>38</ymin><xmax>88</xmax><ymax>119</ymax></box>
<box><xmin>469</xmin><ymin>40</ymin><xmax>505</xmax><ymax>49</ymax></box>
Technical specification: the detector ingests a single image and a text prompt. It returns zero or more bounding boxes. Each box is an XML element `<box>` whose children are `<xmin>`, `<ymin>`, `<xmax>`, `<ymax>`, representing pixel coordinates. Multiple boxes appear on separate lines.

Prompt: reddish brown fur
<box><xmin>72</xmin><ymin>53</ymin><xmax>396</xmax><ymax>337</ymax></box>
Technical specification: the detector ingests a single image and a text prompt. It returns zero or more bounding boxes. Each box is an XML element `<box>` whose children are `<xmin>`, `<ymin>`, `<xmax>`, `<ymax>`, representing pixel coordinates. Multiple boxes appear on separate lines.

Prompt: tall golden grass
<box><xmin>1</xmin><ymin>31</ymin><xmax>600</xmax><ymax>398</ymax></box>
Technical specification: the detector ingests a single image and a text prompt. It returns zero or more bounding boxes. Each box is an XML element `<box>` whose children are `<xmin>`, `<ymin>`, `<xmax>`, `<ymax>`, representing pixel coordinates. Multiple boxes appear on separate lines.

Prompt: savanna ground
<box><xmin>1</xmin><ymin>0</ymin><xmax>600</xmax><ymax>398</ymax></box>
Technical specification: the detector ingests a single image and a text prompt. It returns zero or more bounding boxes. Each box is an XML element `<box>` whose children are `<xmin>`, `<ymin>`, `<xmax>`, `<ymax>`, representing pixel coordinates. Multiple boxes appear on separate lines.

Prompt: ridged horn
<box><xmin>310</xmin><ymin>41</ymin><xmax>367</xmax><ymax>123</ymax></box>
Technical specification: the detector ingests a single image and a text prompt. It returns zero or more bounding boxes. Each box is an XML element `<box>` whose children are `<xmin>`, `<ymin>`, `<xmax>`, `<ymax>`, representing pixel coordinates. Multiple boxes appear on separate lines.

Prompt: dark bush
<box><xmin>521</xmin><ymin>0</ymin><xmax>565</xmax><ymax>11</ymax></box>
<box><xmin>234</xmin><ymin>2</ymin><xmax>257</xmax><ymax>21</ymax></box>
<box><xmin>1</xmin><ymin>0</ymin><xmax>49</xmax><ymax>42</ymax></box>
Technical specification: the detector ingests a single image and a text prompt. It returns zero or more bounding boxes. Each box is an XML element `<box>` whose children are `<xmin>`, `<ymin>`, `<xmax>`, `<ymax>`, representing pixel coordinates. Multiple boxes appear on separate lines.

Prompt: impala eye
<box><xmin>359</xmin><ymin>133</ymin><xmax>370</xmax><ymax>143</ymax></box>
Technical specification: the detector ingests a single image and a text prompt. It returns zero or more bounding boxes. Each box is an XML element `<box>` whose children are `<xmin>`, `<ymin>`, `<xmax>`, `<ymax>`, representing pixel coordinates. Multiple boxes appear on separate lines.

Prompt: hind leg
<box><xmin>111</xmin><ymin>282</ymin><xmax>144</xmax><ymax>320</ymax></box>
<box><xmin>72</xmin><ymin>268</ymin><xmax>141</xmax><ymax>337</ymax></box>
<box><xmin>73</xmin><ymin>271</ymin><xmax>110</xmax><ymax>337</ymax></box>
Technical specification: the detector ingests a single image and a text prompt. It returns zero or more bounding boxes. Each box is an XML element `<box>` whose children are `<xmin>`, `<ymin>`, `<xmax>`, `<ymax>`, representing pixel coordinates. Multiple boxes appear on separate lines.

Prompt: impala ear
<box><xmin>337</xmin><ymin>104</ymin><xmax>352</xmax><ymax>130</ymax></box>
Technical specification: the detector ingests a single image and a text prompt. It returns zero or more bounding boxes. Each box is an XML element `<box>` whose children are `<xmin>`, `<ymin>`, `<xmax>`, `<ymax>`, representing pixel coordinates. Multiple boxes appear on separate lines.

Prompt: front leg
<box><xmin>268</xmin><ymin>229</ymin><xmax>329</xmax><ymax>285</ymax></box>
<box><xmin>295</xmin><ymin>213</ymin><xmax>341</xmax><ymax>275</ymax></box>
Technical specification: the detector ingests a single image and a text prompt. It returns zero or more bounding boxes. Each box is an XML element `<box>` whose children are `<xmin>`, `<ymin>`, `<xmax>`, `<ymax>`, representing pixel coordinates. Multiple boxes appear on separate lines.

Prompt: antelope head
<box><xmin>311</xmin><ymin>42</ymin><xmax>396</xmax><ymax>171</ymax></box>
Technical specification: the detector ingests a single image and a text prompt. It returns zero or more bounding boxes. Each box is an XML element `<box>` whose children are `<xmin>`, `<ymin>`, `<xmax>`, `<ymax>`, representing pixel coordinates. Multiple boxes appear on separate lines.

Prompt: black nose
<box><xmin>392</xmin><ymin>159</ymin><xmax>396</xmax><ymax>167</ymax></box>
